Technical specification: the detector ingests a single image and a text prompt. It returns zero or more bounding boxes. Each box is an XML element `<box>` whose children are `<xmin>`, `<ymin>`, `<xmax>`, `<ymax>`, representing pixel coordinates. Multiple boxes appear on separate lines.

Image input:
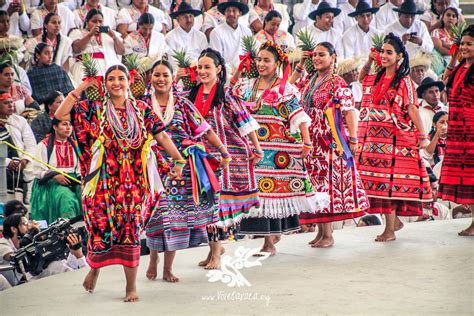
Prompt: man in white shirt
<box><xmin>384</xmin><ymin>0</ymin><xmax>434</xmax><ymax>59</ymax></box>
<box><xmin>292</xmin><ymin>0</ymin><xmax>337</xmax><ymax>35</ymax></box>
<box><xmin>336</xmin><ymin>0</ymin><xmax>358</xmax><ymax>35</ymax></box>
<box><xmin>374</xmin><ymin>0</ymin><xmax>402</xmax><ymax>31</ymax></box>
<box><xmin>416</xmin><ymin>77</ymin><xmax>447</xmax><ymax>136</ymax></box>
<box><xmin>337</xmin><ymin>56</ymin><xmax>363</xmax><ymax>107</ymax></box>
<box><xmin>298</xmin><ymin>1</ymin><xmax>344</xmax><ymax>58</ymax></box>
<box><xmin>166</xmin><ymin>2</ymin><xmax>208</xmax><ymax>69</ymax></box>
<box><xmin>209</xmin><ymin>0</ymin><xmax>252</xmax><ymax>72</ymax></box>
<box><xmin>342</xmin><ymin>0</ymin><xmax>380</xmax><ymax>59</ymax></box>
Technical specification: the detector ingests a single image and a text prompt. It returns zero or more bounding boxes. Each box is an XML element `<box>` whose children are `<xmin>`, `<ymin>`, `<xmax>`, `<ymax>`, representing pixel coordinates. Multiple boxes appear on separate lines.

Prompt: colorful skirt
<box><xmin>30</xmin><ymin>176</ymin><xmax>82</xmax><ymax>225</ymax></box>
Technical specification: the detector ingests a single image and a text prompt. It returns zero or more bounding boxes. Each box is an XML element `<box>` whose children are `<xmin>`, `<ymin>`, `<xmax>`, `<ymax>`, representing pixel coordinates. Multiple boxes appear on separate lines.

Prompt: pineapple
<box><xmin>452</xmin><ymin>22</ymin><xmax>468</xmax><ymax>61</ymax></box>
<box><xmin>371</xmin><ymin>33</ymin><xmax>385</xmax><ymax>72</ymax></box>
<box><xmin>172</xmin><ymin>49</ymin><xmax>197</xmax><ymax>88</ymax></box>
<box><xmin>81</xmin><ymin>53</ymin><xmax>101</xmax><ymax>101</ymax></box>
<box><xmin>240</xmin><ymin>35</ymin><xmax>259</xmax><ymax>79</ymax></box>
<box><xmin>124</xmin><ymin>53</ymin><xmax>146</xmax><ymax>98</ymax></box>
<box><xmin>296</xmin><ymin>29</ymin><xmax>316</xmax><ymax>75</ymax></box>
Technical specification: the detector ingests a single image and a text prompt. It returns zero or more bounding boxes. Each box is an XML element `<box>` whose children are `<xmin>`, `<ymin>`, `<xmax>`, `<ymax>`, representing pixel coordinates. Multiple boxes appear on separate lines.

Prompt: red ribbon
<box><xmin>83</xmin><ymin>75</ymin><xmax>104</xmax><ymax>97</ymax></box>
<box><xmin>185</xmin><ymin>66</ymin><xmax>197</xmax><ymax>82</ymax></box>
<box><xmin>370</xmin><ymin>48</ymin><xmax>383</xmax><ymax>67</ymax></box>
<box><xmin>238</xmin><ymin>52</ymin><xmax>252</xmax><ymax>72</ymax></box>
<box><xmin>449</xmin><ymin>44</ymin><xmax>459</xmax><ymax>57</ymax></box>
<box><xmin>195</xmin><ymin>83</ymin><xmax>217</xmax><ymax>118</ymax></box>
<box><xmin>129</xmin><ymin>69</ymin><xmax>139</xmax><ymax>85</ymax></box>
<box><xmin>279</xmin><ymin>58</ymin><xmax>290</xmax><ymax>95</ymax></box>
<box><xmin>0</xmin><ymin>92</ymin><xmax>11</xmax><ymax>101</ymax></box>
<box><xmin>307</xmin><ymin>50</ymin><xmax>314</xmax><ymax>56</ymax></box>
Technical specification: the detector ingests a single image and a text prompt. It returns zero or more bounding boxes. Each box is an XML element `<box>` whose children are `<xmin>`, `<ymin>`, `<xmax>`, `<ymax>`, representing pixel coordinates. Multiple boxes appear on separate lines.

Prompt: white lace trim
<box><xmin>289</xmin><ymin>111</ymin><xmax>312</xmax><ymax>134</ymax></box>
<box><xmin>245</xmin><ymin>192</ymin><xmax>329</xmax><ymax>219</ymax></box>
<box><xmin>237</xmin><ymin>120</ymin><xmax>260</xmax><ymax>137</ymax></box>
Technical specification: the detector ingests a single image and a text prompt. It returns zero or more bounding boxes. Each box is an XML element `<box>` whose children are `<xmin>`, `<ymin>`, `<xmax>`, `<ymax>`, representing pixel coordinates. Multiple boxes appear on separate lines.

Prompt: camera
<box><xmin>99</xmin><ymin>26</ymin><xmax>109</xmax><ymax>33</ymax></box>
<box><xmin>10</xmin><ymin>215</ymin><xmax>87</xmax><ymax>276</ymax></box>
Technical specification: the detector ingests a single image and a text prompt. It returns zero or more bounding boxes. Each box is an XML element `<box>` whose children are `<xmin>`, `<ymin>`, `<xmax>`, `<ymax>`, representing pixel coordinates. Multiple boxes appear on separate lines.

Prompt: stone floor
<box><xmin>1</xmin><ymin>218</ymin><xmax>473</xmax><ymax>316</ymax></box>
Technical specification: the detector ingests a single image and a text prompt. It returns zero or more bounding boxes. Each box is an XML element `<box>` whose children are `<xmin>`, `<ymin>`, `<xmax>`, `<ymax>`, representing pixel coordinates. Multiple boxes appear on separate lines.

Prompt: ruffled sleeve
<box><xmin>334</xmin><ymin>87</ymin><xmax>355</xmax><ymax>112</ymax></box>
<box><xmin>278</xmin><ymin>83</ymin><xmax>311</xmax><ymax>134</ymax></box>
<box><xmin>225</xmin><ymin>88</ymin><xmax>259</xmax><ymax>137</ymax></box>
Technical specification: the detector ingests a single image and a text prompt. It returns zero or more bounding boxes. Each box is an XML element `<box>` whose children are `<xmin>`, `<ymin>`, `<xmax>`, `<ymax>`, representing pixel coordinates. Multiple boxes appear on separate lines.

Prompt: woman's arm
<box><xmin>108</xmin><ymin>29</ymin><xmax>125</xmax><ymax>55</ymax></box>
<box><xmin>72</xmin><ymin>29</ymin><xmax>95</xmax><ymax>54</ymax></box>
<box><xmin>55</xmin><ymin>79</ymin><xmax>97</xmax><ymax>120</ymax></box>
<box><xmin>425</xmin><ymin>132</ymin><xmax>440</xmax><ymax>156</ymax></box>
<box><xmin>407</xmin><ymin>103</ymin><xmax>429</xmax><ymax>149</ymax></box>
<box><xmin>299</xmin><ymin>122</ymin><xmax>312</xmax><ymax>158</ymax></box>
<box><xmin>289</xmin><ymin>51</ymin><xmax>308</xmax><ymax>84</ymax></box>
<box><xmin>117</xmin><ymin>23</ymin><xmax>129</xmax><ymax>39</ymax></box>
<box><xmin>203</xmin><ymin>129</ymin><xmax>231</xmax><ymax>168</ymax></box>
<box><xmin>359</xmin><ymin>50</ymin><xmax>376</xmax><ymax>82</ymax></box>
<box><xmin>432</xmin><ymin>37</ymin><xmax>450</xmax><ymax>56</ymax></box>
<box><xmin>344</xmin><ymin>109</ymin><xmax>358</xmax><ymax>154</ymax></box>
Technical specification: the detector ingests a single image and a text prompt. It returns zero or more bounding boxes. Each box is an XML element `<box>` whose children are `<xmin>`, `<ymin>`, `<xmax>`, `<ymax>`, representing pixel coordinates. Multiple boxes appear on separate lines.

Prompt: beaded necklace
<box><xmin>106</xmin><ymin>98</ymin><xmax>143</xmax><ymax>149</ymax></box>
<box><xmin>151</xmin><ymin>88</ymin><xmax>175</xmax><ymax>126</ymax></box>
<box><xmin>250</xmin><ymin>73</ymin><xmax>278</xmax><ymax>106</ymax></box>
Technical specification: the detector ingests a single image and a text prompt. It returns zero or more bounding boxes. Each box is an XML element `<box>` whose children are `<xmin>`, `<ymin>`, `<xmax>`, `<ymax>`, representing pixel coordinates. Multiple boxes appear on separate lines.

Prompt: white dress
<box><xmin>29</xmin><ymin>4</ymin><xmax>75</xmax><ymax>36</ymax></box>
<box><xmin>73</xmin><ymin>5</ymin><xmax>117</xmax><ymax>30</ymax></box>
<box><xmin>124</xmin><ymin>30</ymin><xmax>169</xmax><ymax>59</ymax></box>
<box><xmin>24</xmin><ymin>35</ymin><xmax>73</xmax><ymax>69</ymax></box>
<box><xmin>117</xmin><ymin>5</ymin><xmax>169</xmax><ymax>33</ymax></box>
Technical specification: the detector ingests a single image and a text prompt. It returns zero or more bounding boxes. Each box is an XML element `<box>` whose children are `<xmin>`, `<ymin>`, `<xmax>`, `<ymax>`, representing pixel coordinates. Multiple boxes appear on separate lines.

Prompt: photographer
<box><xmin>0</xmin><ymin>214</ymin><xmax>88</xmax><ymax>285</ymax></box>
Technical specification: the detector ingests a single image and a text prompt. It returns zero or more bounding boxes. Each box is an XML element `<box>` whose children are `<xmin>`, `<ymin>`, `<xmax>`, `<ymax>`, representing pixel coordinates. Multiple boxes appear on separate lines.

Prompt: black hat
<box><xmin>348</xmin><ymin>0</ymin><xmax>379</xmax><ymax>17</ymax></box>
<box><xmin>416</xmin><ymin>77</ymin><xmax>445</xmax><ymax>98</ymax></box>
<box><xmin>170</xmin><ymin>2</ymin><xmax>202</xmax><ymax>19</ymax></box>
<box><xmin>217</xmin><ymin>0</ymin><xmax>249</xmax><ymax>15</ymax></box>
<box><xmin>309</xmin><ymin>1</ymin><xmax>341</xmax><ymax>20</ymax></box>
<box><xmin>393</xmin><ymin>0</ymin><xmax>424</xmax><ymax>15</ymax></box>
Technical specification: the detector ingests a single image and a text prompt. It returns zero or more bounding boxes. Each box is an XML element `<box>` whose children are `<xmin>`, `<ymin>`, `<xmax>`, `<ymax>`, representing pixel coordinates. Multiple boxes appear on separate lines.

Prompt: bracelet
<box><xmin>303</xmin><ymin>142</ymin><xmax>312</xmax><ymax>147</ymax></box>
<box><xmin>348</xmin><ymin>136</ymin><xmax>358</xmax><ymax>144</ymax></box>
<box><xmin>221</xmin><ymin>152</ymin><xmax>230</xmax><ymax>158</ymax></box>
<box><xmin>173</xmin><ymin>158</ymin><xmax>187</xmax><ymax>164</ymax></box>
<box><xmin>295</xmin><ymin>66</ymin><xmax>304</xmax><ymax>74</ymax></box>
<box><xmin>216</xmin><ymin>144</ymin><xmax>225</xmax><ymax>152</ymax></box>
<box><xmin>223</xmin><ymin>157</ymin><xmax>232</xmax><ymax>162</ymax></box>
<box><xmin>230</xmin><ymin>77</ymin><xmax>237</xmax><ymax>85</ymax></box>
<box><xmin>303</xmin><ymin>144</ymin><xmax>313</xmax><ymax>150</ymax></box>
<box><xmin>446</xmin><ymin>65</ymin><xmax>454</xmax><ymax>70</ymax></box>
<box><xmin>68</xmin><ymin>93</ymin><xmax>78</xmax><ymax>101</ymax></box>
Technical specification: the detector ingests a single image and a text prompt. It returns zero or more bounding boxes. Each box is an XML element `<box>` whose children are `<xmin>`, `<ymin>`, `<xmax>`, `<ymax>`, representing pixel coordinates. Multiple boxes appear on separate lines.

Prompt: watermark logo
<box><xmin>206</xmin><ymin>246</ymin><xmax>270</xmax><ymax>287</ymax></box>
<box><xmin>202</xmin><ymin>291</ymin><xmax>271</xmax><ymax>306</ymax></box>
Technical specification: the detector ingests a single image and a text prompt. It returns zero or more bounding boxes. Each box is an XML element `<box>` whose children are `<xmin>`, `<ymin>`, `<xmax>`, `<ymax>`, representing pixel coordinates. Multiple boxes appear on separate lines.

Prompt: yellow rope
<box><xmin>0</xmin><ymin>140</ymin><xmax>81</xmax><ymax>184</ymax></box>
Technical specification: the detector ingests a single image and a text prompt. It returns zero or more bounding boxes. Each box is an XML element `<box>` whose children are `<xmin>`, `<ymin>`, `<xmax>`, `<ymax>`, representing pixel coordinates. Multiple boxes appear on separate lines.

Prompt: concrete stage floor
<box><xmin>1</xmin><ymin>218</ymin><xmax>473</xmax><ymax>316</ymax></box>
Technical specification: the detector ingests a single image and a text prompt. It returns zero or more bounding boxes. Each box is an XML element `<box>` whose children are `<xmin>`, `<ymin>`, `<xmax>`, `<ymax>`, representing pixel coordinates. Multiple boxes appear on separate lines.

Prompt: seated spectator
<box><xmin>342</xmin><ymin>0</ymin><xmax>380</xmax><ymax>59</ymax></box>
<box><xmin>254</xmin><ymin>10</ymin><xmax>295</xmax><ymax>53</ymax></box>
<box><xmin>23</xmin><ymin>13</ymin><xmax>73</xmax><ymax>72</ymax></box>
<box><xmin>29</xmin><ymin>118</ymin><xmax>82</xmax><ymax>225</ymax></box>
<box><xmin>124</xmin><ymin>13</ymin><xmax>169</xmax><ymax>59</ymax></box>
<box><xmin>30</xmin><ymin>91</ymin><xmax>63</xmax><ymax>143</ymax></box>
<box><xmin>420</xmin><ymin>0</ymin><xmax>461</xmax><ymax>32</ymax></box>
<box><xmin>3</xmin><ymin>199</ymin><xmax>28</xmax><ymax>218</ymax></box>
<box><xmin>337</xmin><ymin>56</ymin><xmax>363</xmax><ymax>108</ymax></box>
<box><xmin>0</xmin><ymin>12</ymin><xmax>31</xmax><ymax>93</ymax></box>
<box><xmin>0</xmin><ymin>91</ymin><xmax>36</xmax><ymax>202</ymax></box>
<box><xmin>27</xmin><ymin>43</ymin><xmax>74</xmax><ymax>106</ymax></box>
<box><xmin>409</xmin><ymin>52</ymin><xmax>433</xmax><ymax>87</ymax></box>
<box><xmin>73</xmin><ymin>0</ymin><xmax>117</xmax><ymax>30</ymax></box>
<box><xmin>0</xmin><ymin>63</ymin><xmax>39</xmax><ymax>115</ymax></box>
<box><xmin>423</xmin><ymin>110</ymin><xmax>448</xmax><ymax>178</ymax></box>
<box><xmin>384</xmin><ymin>0</ymin><xmax>434</xmax><ymax>59</ymax></box>
<box><xmin>117</xmin><ymin>0</ymin><xmax>169</xmax><ymax>38</ymax></box>
<box><xmin>249</xmin><ymin>0</ymin><xmax>291</xmax><ymax>33</ymax></box>
<box><xmin>29</xmin><ymin>0</ymin><xmax>75</xmax><ymax>37</ymax></box>
<box><xmin>69</xmin><ymin>9</ymin><xmax>124</xmax><ymax>85</ymax></box>
<box><xmin>432</xmin><ymin>7</ymin><xmax>459</xmax><ymax>69</ymax></box>
<box><xmin>417</xmin><ymin>77</ymin><xmax>447</xmax><ymax>136</ymax></box>
<box><xmin>292</xmin><ymin>0</ymin><xmax>338</xmax><ymax>35</ymax></box>
<box><xmin>0</xmin><ymin>1</ymin><xmax>29</xmax><ymax>36</ymax></box>
<box><xmin>374</xmin><ymin>0</ymin><xmax>402</xmax><ymax>31</ymax></box>
<box><xmin>201</xmin><ymin>0</ymin><xmax>250</xmax><ymax>40</ymax></box>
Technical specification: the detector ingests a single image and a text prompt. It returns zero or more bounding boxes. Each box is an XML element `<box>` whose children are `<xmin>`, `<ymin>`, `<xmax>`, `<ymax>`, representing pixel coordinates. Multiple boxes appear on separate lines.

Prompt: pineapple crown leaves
<box><xmin>81</xmin><ymin>53</ymin><xmax>100</xmax><ymax>77</ymax></box>
<box><xmin>171</xmin><ymin>49</ymin><xmax>191</xmax><ymax>68</ymax></box>
<box><xmin>241</xmin><ymin>35</ymin><xmax>258</xmax><ymax>58</ymax></box>
<box><xmin>452</xmin><ymin>21</ymin><xmax>468</xmax><ymax>44</ymax></box>
<box><xmin>371</xmin><ymin>33</ymin><xmax>385</xmax><ymax>51</ymax></box>
<box><xmin>124</xmin><ymin>53</ymin><xmax>144</xmax><ymax>74</ymax></box>
<box><xmin>296</xmin><ymin>29</ymin><xmax>316</xmax><ymax>51</ymax></box>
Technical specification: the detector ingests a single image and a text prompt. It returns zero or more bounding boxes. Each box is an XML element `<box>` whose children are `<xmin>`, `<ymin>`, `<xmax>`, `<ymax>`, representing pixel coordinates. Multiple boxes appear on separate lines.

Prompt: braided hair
<box><xmin>187</xmin><ymin>48</ymin><xmax>227</xmax><ymax>110</ymax></box>
<box><xmin>83</xmin><ymin>8</ymin><xmax>103</xmax><ymax>29</ymax></box>
<box><xmin>373</xmin><ymin>33</ymin><xmax>410</xmax><ymax>91</ymax></box>
<box><xmin>103</xmin><ymin>64</ymin><xmax>147</xmax><ymax>142</ymax></box>
<box><xmin>42</xmin><ymin>12</ymin><xmax>61</xmax><ymax>65</ymax></box>
<box><xmin>33</xmin><ymin>42</ymin><xmax>50</xmax><ymax>65</ymax></box>
<box><xmin>446</xmin><ymin>25</ymin><xmax>474</xmax><ymax>92</ymax></box>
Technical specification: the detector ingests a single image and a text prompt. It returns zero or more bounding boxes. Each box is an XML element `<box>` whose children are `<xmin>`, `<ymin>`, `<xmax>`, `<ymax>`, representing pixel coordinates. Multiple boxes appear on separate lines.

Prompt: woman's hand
<box><xmin>301</xmin><ymin>146</ymin><xmax>312</xmax><ymax>159</ymax></box>
<box><xmin>175</xmin><ymin>68</ymin><xmax>187</xmax><ymax>80</ymax></box>
<box><xmin>368</xmin><ymin>50</ymin><xmax>377</xmax><ymax>63</ymax></box>
<box><xmin>299</xmin><ymin>51</ymin><xmax>311</xmax><ymax>67</ymax></box>
<box><xmin>417</xmin><ymin>138</ymin><xmax>430</xmax><ymax>150</ymax></box>
<box><xmin>76</xmin><ymin>77</ymin><xmax>98</xmax><ymax>94</ymax></box>
<box><xmin>54</xmin><ymin>174</ymin><xmax>71</xmax><ymax>185</ymax></box>
<box><xmin>349</xmin><ymin>142</ymin><xmax>358</xmax><ymax>155</ymax></box>
<box><xmin>219</xmin><ymin>157</ymin><xmax>231</xmax><ymax>169</ymax></box>
<box><xmin>248</xmin><ymin>154</ymin><xmax>262</xmax><ymax>166</ymax></box>
<box><xmin>168</xmin><ymin>164</ymin><xmax>183</xmax><ymax>180</ymax></box>
<box><xmin>88</xmin><ymin>25</ymin><xmax>99</xmax><ymax>37</ymax></box>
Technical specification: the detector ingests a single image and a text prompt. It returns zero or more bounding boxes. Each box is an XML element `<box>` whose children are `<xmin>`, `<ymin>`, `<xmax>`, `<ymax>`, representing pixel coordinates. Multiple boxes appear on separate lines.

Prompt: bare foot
<box><xmin>312</xmin><ymin>236</ymin><xmax>334</xmax><ymax>248</ymax></box>
<box><xmin>163</xmin><ymin>269</ymin><xmax>179</xmax><ymax>282</ymax></box>
<box><xmin>198</xmin><ymin>250</ymin><xmax>212</xmax><ymax>267</ymax></box>
<box><xmin>146</xmin><ymin>257</ymin><xmax>159</xmax><ymax>280</ymax></box>
<box><xmin>204</xmin><ymin>246</ymin><xmax>225</xmax><ymax>270</ymax></box>
<box><xmin>395</xmin><ymin>217</ymin><xmax>404</xmax><ymax>231</ymax></box>
<box><xmin>83</xmin><ymin>268</ymin><xmax>100</xmax><ymax>293</ymax></box>
<box><xmin>272</xmin><ymin>235</ymin><xmax>281</xmax><ymax>245</ymax></box>
<box><xmin>375</xmin><ymin>231</ymin><xmax>396</xmax><ymax>242</ymax></box>
<box><xmin>254</xmin><ymin>245</ymin><xmax>277</xmax><ymax>256</ymax></box>
<box><xmin>458</xmin><ymin>223</ymin><xmax>474</xmax><ymax>236</ymax></box>
<box><xmin>308</xmin><ymin>233</ymin><xmax>322</xmax><ymax>245</ymax></box>
<box><xmin>124</xmin><ymin>291</ymin><xmax>139</xmax><ymax>302</ymax></box>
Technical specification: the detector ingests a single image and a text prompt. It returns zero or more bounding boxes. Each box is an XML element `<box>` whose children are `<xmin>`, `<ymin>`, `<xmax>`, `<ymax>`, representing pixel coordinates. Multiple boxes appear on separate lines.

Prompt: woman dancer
<box><xmin>55</xmin><ymin>64</ymin><xmax>184</xmax><ymax>302</ymax></box>
<box><xmin>233</xmin><ymin>41</ymin><xmax>321</xmax><ymax>255</ymax></box>
<box><xmin>291</xmin><ymin>42</ymin><xmax>369</xmax><ymax>248</ymax></box>
<box><xmin>144</xmin><ymin>59</ymin><xmax>230</xmax><ymax>281</ymax></box>
<box><xmin>186</xmin><ymin>48</ymin><xmax>262</xmax><ymax>268</ymax></box>
<box><xmin>357</xmin><ymin>33</ymin><xmax>432</xmax><ymax>241</ymax></box>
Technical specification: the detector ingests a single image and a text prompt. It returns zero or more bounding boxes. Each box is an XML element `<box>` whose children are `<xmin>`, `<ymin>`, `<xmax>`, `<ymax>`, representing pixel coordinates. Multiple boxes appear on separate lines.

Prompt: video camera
<box><xmin>10</xmin><ymin>214</ymin><xmax>86</xmax><ymax>276</ymax></box>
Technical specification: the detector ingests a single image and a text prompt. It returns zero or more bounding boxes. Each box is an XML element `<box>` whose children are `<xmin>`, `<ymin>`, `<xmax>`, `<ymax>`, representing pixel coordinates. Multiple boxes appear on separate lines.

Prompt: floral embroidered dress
<box><xmin>356</xmin><ymin>74</ymin><xmax>432</xmax><ymax>216</ymax></box>
<box><xmin>297</xmin><ymin>74</ymin><xmax>368</xmax><ymax>224</ymax></box>
<box><xmin>143</xmin><ymin>90</ymin><xmax>219</xmax><ymax>252</ymax></box>
<box><xmin>193</xmin><ymin>88</ymin><xmax>261</xmax><ymax>228</ymax></box>
<box><xmin>73</xmin><ymin>99</ymin><xmax>164</xmax><ymax>268</ymax></box>
<box><xmin>233</xmin><ymin>78</ymin><xmax>322</xmax><ymax>234</ymax></box>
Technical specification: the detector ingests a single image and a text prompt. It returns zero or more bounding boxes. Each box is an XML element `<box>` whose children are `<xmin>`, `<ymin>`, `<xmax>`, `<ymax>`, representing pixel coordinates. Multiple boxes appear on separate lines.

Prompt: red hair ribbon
<box><xmin>185</xmin><ymin>66</ymin><xmax>197</xmax><ymax>82</ymax></box>
<box><xmin>449</xmin><ymin>44</ymin><xmax>459</xmax><ymax>57</ymax></box>
<box><xmin>0</xmin><ymin>93</ymin><xmax>11</xmax><ymax>101</ymax></box>
<box><xmin>279</xmin><ymin>57</ymin><xmax>290</xmax><ymax>94</ymax></box>
<box><xmin>129</xmin><ymin>69</ymin><xmax>139</xmax><ymax>85</ymax></box>
<box><xmin>238</xmin><ymin>52</ymin><xmax>252</xmax><ymax>72</ymax></box>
